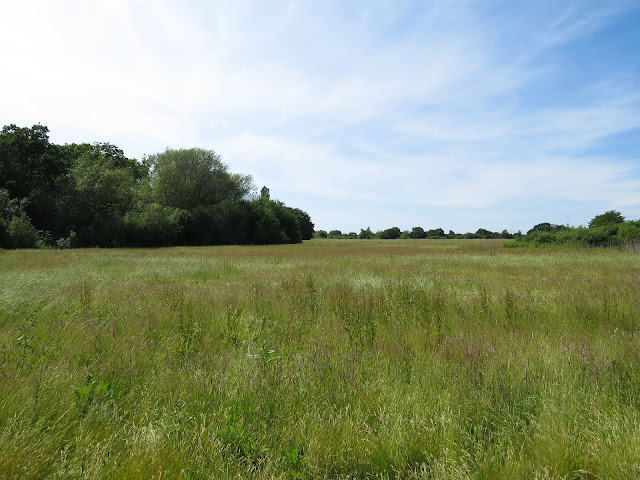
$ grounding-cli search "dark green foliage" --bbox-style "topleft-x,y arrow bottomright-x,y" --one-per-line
124,203 -> 183,247
64,147 -> 138,247
248,198 -> 301,245
425,227 -> 446,238
0,188 -> 38,248
0,125 -> 60,199
379,227 -> 401,239
409,226 -> 426,239
358,227 -> 375,239
288,208 -> 314,240
143,149 -> 304,246
510,211 -> 640,248
527,222 -> 566,234
248,199 -> 289,245
588,210 -> 625,229
0,219 -> 7,248
61,142 -> 147,181
180,201 -> 251,246
475,228 -> 500,239
6,214 -> 39,248
276,204 -> 303,244
322,226 -> 506,240
0,125 -> 313,249
0,125 -> 67,235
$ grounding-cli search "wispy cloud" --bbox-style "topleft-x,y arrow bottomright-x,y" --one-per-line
1,0 -> 638,231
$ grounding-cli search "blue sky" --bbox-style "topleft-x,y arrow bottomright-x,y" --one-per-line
1,1 -> 639,233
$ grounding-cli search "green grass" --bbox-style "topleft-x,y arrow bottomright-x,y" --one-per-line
1,240 -> 639,479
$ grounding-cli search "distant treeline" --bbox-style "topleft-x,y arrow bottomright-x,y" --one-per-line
315,227 -> 515,240
0,124 -> 314,249
318,210 -> 640,248
316,226 -> 516,240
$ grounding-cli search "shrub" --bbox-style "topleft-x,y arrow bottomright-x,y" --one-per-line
7,214 -> 39,248
589,210 -> 625,228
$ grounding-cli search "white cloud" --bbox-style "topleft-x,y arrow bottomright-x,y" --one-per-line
1,0 -> 639,232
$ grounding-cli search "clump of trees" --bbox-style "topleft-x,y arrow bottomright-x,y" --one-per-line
508,211 -> 640,248
0,124 -> 314,249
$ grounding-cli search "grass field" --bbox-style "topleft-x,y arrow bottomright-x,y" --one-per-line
1,239 -> 639,479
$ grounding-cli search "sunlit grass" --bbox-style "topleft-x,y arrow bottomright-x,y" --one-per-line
0,240 -> 639,478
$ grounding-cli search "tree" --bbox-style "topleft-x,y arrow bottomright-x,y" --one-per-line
475,228 -> 498,239
409,226 -> 426,239
0,188 -> 40,248
64,149 -> 138,246
527,223 -> 565,235
145,148 -> 254,245
6,214 -> 39,248
0,124 -> 58,198
379,227 -> 401,239
62,142 -> 147,181
588,210 -> 625,229
248,197 -> 301,244
288,207 -> 315,240
0,124 -> 67,235
359,227 -> 375,239
275,203 -> 302,244
425,228 -> 445,238
0,124 -> 314,248
147,148 -> 253,211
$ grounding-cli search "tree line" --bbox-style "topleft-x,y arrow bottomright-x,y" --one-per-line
0,124 -> 314,249
316,226 -> 516,240
317,210 -> 640,248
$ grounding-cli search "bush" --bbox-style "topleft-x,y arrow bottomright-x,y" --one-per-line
617,222 -> 640,243
7,214 -> 39,248
56,231 -> 77,249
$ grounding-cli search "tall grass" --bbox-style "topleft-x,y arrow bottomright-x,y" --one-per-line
0,240 -> 639,478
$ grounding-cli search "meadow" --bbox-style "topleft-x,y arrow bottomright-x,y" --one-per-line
0,239 -> 639,479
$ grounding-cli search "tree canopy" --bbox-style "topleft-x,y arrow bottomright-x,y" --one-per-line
588,210 -> 625,229
0,125 -> 314,249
